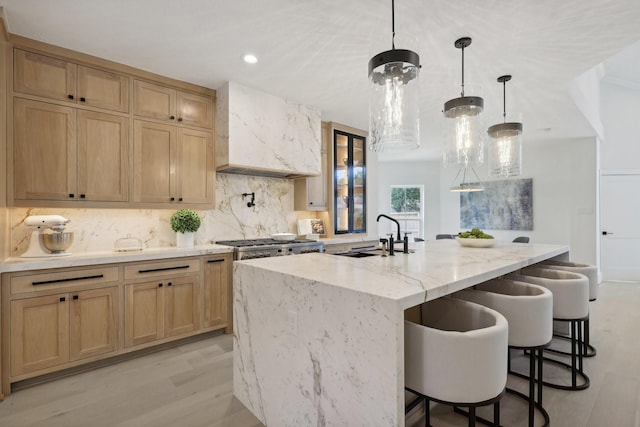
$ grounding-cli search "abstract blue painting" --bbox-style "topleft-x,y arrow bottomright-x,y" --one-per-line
460,178 -> 533,230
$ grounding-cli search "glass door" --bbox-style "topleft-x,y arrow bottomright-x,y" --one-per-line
334,130 -> 366,234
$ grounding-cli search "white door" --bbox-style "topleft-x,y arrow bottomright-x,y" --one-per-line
600,173 -> 640,280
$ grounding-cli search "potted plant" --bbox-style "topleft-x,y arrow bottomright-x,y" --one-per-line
170,209 -> 201,248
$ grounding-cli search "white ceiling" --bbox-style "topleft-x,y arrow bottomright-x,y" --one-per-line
3,0 -> 640,161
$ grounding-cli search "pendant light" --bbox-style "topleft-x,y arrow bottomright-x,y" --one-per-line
487,75 -> 523,177
442,37 -> 484,168
368,0 -> 420,152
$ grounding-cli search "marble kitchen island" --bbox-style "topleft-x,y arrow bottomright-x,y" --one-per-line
233,240 -> 569,426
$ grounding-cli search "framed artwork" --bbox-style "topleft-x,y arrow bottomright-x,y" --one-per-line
460,178 -> 533,230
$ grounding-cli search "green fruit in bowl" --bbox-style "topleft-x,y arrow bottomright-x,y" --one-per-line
458,228 -> 494,239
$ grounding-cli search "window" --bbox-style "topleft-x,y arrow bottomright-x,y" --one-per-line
389,185 -> 424,238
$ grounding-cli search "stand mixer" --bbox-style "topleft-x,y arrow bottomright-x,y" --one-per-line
21,215 -> 73,258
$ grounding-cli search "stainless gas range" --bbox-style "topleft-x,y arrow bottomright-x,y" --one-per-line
215,238 -> 324,260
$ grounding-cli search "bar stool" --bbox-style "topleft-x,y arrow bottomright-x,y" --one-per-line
405,297 -> 508,426
539,260 -> 598,357
507,267 -> 590,391
455,279 -> 553,427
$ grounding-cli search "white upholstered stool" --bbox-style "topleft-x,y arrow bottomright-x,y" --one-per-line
455,278 -> 553,427
539,260 -> 598,357
405,297 -> 508,426
508,267 -> 590,390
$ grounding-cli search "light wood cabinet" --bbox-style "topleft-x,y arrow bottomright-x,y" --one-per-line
203,256 -> 231,330
10,286 -> 119,376
14,49 -> 129,112
125,276 -> 200,347
13,98 -> 129,202
10,294 -> 70,376
69,287 -> 119,362
133,80 -> 213,128
133,120 -> 213,205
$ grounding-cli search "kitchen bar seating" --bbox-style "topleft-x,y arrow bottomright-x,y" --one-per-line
455,279 -> 553,427
508,267 -> 591,391
405,297 -> 508,426
540,260 -> 598,357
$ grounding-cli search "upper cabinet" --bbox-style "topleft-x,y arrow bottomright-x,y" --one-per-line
294,122 -> 329,210
133,80 -> 213,129
9,43 -> 215,208
215,81 -> 321,178
14,49 -> 129,113
333,128 -> 367,235
13,98 -> 129,202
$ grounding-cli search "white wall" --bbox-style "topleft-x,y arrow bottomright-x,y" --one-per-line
376,161 -> 441,240
438,137 -> 597,264
600,81 -> 640,170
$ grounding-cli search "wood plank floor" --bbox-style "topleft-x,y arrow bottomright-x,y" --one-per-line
0,281 -> 638,426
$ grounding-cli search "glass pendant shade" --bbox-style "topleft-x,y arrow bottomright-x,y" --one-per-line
488,115 -> 523,177
442,96 -> 484,168
487,75 -> 523,178
368,51 -> 420,152
442,37 -> 484,169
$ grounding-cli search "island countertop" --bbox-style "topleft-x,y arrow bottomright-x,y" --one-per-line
233,240 -> 569,427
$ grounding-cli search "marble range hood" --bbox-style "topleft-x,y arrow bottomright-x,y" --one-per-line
215,81 -> 322,179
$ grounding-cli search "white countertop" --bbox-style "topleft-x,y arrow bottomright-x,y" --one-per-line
238,240 -> 569,309
0,244 -> 234,273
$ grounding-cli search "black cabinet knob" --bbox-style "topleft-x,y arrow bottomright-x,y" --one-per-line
80,97 -> 86,102
69,193 -> 74,198
170,197 -> 175,201
80,194 -> 86,199
68,94 -> 74,100
170,115 -> 175,120
178,197 -> 183,202
177,117 -> 183,122
158,283 -> 163,287
167,282 -> 172,287
73,295 -> 79,300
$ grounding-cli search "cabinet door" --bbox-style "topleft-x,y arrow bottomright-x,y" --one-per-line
14,49 -> 76,102
11,294 -> 70,376
133,80 -> 176,122
177,91 -> 213,128
125,281 -> 165,347
14,98 -> 77,201
77,65 -> 129,112
177,128 -> 214,204
69,287 -> 119,361
165,277 -> 200,338
77,110 -> 129,201
133,120 -> 177,203
203,257 -> 229,329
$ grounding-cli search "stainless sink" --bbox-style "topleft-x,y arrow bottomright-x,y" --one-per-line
338,251 -> 379,258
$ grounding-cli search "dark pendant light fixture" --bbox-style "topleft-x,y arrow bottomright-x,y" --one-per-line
487,75 -> 523,177
368,0 -> 420,152
443,37 -> 484,192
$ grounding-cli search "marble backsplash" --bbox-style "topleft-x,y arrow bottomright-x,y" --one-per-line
9,173 -> 316,256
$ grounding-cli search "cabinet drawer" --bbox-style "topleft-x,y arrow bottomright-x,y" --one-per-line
10,267 -> 120,295
124,258 -> 200,280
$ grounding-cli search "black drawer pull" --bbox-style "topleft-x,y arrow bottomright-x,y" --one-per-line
60,297 -> 66,302
138,265 -> 190,274
73,295 -> 79,300
158,283 -> 163,288
68,94 -> 74,100
32,274 -> 104,286
80,194 -> 86,199
80,97 -> 86,102
207,259 -> 224,263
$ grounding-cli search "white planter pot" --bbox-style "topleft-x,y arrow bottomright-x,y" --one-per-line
176,231 -> 195,248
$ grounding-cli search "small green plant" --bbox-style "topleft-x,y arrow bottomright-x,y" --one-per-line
170,209 -> 201,233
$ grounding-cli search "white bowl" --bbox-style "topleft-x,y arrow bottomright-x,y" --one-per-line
455,237 -> 496,248
272,233 -> 296,241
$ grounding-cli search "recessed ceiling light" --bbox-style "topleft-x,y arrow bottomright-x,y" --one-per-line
243,54 -> 258,64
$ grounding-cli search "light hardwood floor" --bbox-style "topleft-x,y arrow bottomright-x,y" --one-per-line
0,281 -> 638,426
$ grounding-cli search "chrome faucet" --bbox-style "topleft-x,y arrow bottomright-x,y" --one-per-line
376,214 -> 401,244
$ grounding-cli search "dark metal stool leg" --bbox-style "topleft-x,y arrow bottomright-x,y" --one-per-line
425,397 -> 430,427
469,406 -> 476,427
494,401 -> 500,427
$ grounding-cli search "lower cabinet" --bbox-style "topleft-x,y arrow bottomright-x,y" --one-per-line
1,254 -> 231,398
125,276 -> 200,348
10,286 -> 119,376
